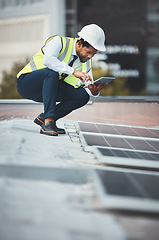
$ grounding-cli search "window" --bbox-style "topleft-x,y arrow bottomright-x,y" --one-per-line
0,0 -> 43,8
65,0 -> 77,37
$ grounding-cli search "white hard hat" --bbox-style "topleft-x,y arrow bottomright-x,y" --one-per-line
78,24 -> 106,52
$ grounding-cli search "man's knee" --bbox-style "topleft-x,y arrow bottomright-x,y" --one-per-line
75,89 -> 90,107
82,91 -> 90,104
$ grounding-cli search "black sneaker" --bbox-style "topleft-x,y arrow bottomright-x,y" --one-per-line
34,113 -> 66,134
40,121 -> 58,136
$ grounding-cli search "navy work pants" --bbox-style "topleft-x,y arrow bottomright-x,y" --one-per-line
17,68 -> 89,121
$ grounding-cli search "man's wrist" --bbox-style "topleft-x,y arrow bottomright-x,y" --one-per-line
73,69 -> 77,75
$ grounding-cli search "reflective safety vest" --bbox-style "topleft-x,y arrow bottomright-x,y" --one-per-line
17,35 -> 92,88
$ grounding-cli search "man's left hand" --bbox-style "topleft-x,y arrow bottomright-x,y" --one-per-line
87,82 -> 108,96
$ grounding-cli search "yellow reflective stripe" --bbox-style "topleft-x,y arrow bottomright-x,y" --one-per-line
30,50 -> 46,70
58,36 -> 66,57
82,60 -> 91,73
61,37 -> 74,64
82,62 -> 86,72
59,37 -> 75,77
58,37 -> 69,61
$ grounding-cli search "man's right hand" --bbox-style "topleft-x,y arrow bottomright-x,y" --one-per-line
73,70 -> 93,83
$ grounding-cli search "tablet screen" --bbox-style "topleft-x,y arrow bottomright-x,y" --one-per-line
94,77 -> 115,86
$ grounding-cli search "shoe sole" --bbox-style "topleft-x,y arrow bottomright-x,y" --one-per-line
57,129 -> 66,134
40,128 -> 58,136
34,117 -> 66,134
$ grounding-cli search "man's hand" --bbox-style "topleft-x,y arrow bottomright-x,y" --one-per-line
73,70 -> 108,95
87,82 -> 108,96
73,70 -> 93,83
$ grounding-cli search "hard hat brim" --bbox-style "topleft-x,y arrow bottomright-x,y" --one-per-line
78,32 -> 106,52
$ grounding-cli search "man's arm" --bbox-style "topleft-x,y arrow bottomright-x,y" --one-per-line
43,36 -> 74,75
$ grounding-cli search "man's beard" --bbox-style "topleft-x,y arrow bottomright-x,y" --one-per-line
79,55 -> 88,63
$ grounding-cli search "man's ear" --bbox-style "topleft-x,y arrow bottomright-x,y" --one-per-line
77,40 -> 82,48
76,40 -> 82,53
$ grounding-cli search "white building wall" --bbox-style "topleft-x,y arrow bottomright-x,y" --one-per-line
0,0 -> 66,83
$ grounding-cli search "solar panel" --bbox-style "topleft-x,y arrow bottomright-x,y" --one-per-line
94,168 -> 159,212
93,147 -> 159,169
78,121 -> 159,212
81,133 -> 159,152
78,122 -> 159,139
97,147 -> 159,161
78,121 -> 159,169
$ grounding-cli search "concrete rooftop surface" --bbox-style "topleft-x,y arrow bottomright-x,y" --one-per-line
0,97 -> 159,240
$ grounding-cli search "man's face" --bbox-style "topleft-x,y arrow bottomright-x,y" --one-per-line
76,41 -> 97,63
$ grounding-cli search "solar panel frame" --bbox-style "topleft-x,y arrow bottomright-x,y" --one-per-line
93,167 -> 159,213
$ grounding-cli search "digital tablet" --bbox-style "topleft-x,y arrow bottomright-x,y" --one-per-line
94,77 -> 115,86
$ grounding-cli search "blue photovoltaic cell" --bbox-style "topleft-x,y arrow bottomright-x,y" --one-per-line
97,125 -> 121,135
79,122 -> 99,133
78,122 -> 159,139
99,170 -> 143,197
95,169 -> 159,199
103,136 -> 132,149
125,138 -> 158,152
83,133 -> 159,152
98,147 -> 159,161
108,126 -> 139,137
146,140 -> 159,151
148,129 -> 159,138
131,127 -> 159,138
83,134 -> 108,147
